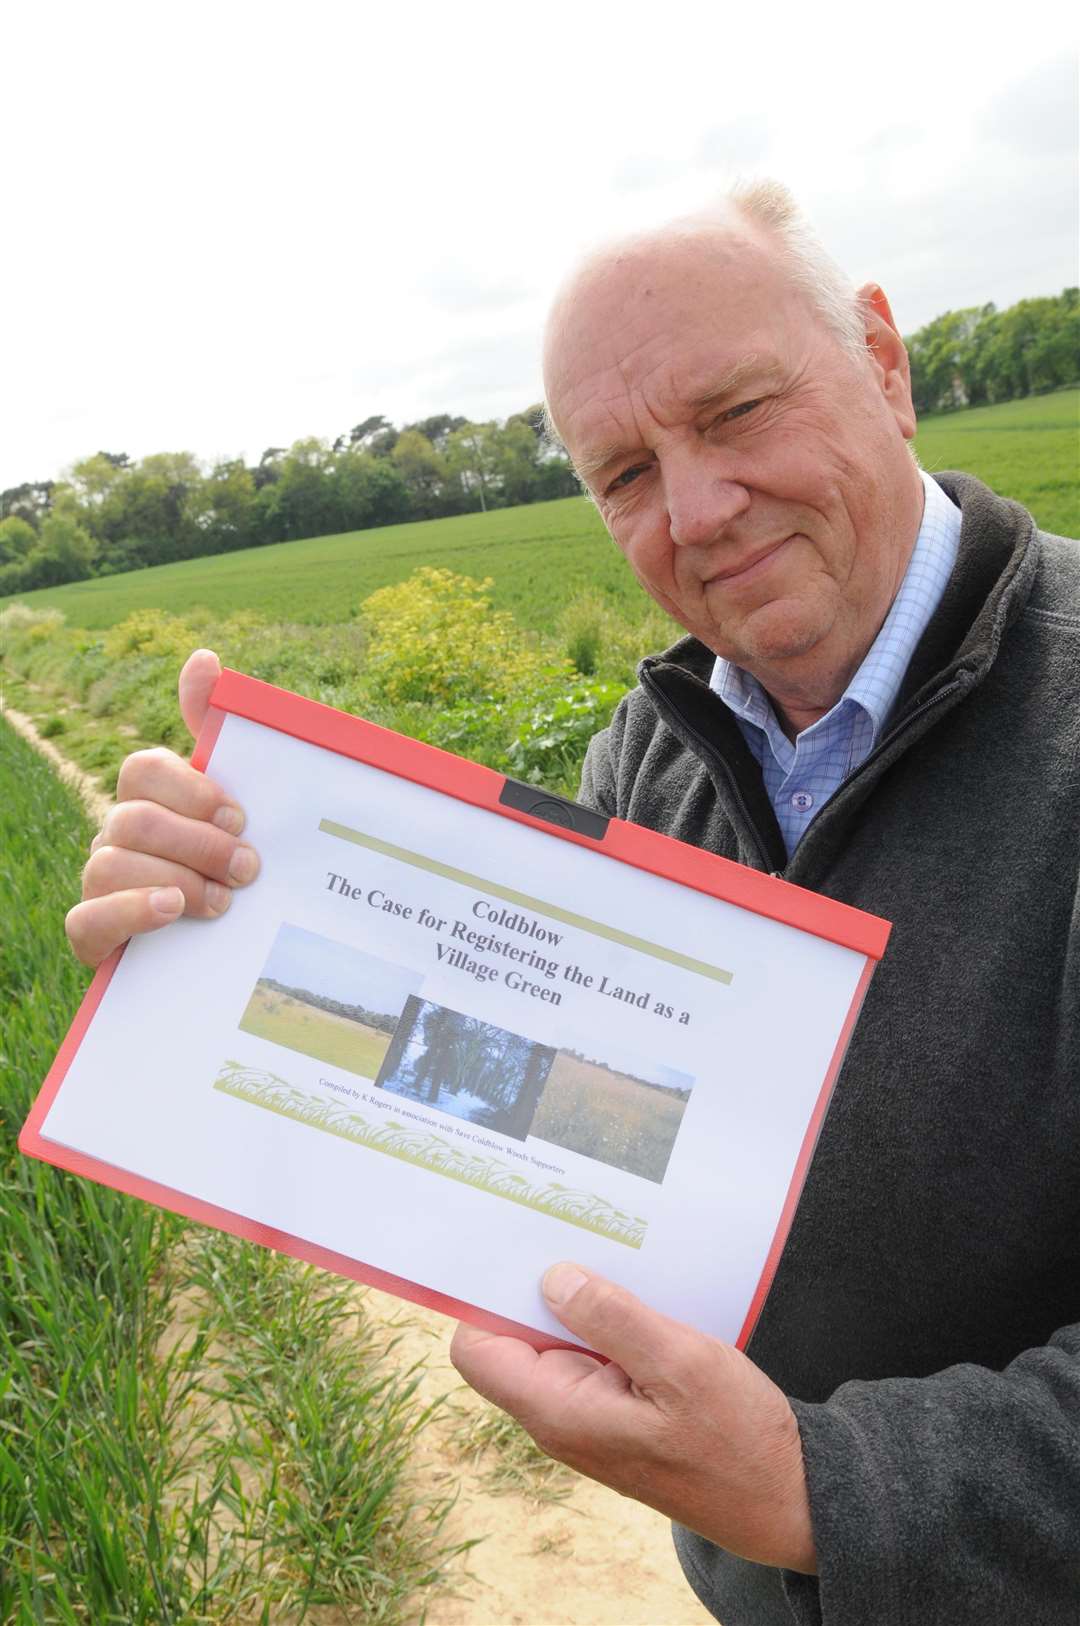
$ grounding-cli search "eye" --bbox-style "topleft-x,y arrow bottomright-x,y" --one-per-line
721,398 -> 762,422
606,461 -> 652,495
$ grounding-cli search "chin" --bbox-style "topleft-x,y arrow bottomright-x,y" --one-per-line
722,604 -> 832,669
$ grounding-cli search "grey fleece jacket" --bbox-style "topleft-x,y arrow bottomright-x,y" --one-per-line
577,475 -> 1080,1626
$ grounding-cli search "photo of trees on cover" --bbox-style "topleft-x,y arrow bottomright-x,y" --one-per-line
375,996 -> 557,1141
376,997 -> 694,1184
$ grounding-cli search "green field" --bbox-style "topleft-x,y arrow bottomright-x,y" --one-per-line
2,389 -> 1075,810
3,495 -> 619,633
240,982 -> 393,1078
914,389 -> 1078,538
0,720 -> 460,1620
531,1051 -> 689,1185
5,390 -> 1077,633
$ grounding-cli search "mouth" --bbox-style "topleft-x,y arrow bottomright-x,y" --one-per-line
705,535 -> 798,587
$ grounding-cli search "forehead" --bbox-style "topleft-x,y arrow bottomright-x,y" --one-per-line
544,227 -> 805,450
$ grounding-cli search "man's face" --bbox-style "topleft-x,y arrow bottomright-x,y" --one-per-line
544,226 -> 920,701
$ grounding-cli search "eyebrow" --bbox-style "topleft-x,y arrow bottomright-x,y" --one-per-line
574,354 -> 779,486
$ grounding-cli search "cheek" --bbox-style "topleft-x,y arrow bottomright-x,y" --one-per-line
610,513 -> 676,593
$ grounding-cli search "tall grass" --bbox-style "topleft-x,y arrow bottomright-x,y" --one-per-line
0,719 -> 462,1621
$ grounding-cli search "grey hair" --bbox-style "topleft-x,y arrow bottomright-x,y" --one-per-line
542,179 -> 873,473
726,178 -> 868,360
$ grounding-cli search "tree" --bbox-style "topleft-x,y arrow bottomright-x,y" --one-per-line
490,417 -> 543,507
253,438 -> 339,543
0,480 -> 53,528
0,515 -> 36,565
445,421 -> 500,512
406,414 -> 467,452
97,455 -> 197,567
69,451 -> 132,511
26,508 -> 97,586
391,428 -> 445,517
187,459 -> 257,554
333,449 -> 412,531
253,448 -> 286,490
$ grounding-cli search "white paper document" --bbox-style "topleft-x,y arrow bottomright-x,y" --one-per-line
30,683 -> 888,1350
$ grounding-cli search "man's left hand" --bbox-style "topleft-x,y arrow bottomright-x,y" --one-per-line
450,1262 -> 817,1575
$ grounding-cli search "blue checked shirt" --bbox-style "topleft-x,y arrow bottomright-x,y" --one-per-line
709,471 -> 962,857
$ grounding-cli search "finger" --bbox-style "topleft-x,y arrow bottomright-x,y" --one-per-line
541,1264 -> 696,1385
115,746 -> 245,833
179,649 -> 222,743
67,887 -> 186,968
451,1324 -> 603,1413
82,845 -> 235,918
98,801 -> 260,888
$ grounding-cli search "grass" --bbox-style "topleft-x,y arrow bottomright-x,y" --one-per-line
0,717 -> 465,1622
531,1053 -> 689,1184
239,984 -> 393,1080
445,1403 -> 574,1506
1,496 -> 621,634
914,389 -> 1079,539
4,389 -> 1076,634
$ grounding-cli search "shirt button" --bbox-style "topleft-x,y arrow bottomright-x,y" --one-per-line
790,790 -> 814,812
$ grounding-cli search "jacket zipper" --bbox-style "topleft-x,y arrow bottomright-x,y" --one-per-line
641,664 -> 968,875
639,664 -> 777,871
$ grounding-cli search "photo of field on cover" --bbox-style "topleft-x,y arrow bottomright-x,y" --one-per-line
530,1045 -> 694,1184
238,923 -> 423,1080
375,996 -> 557,1141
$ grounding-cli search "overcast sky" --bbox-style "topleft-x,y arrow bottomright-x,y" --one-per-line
3,1 -> 1077,492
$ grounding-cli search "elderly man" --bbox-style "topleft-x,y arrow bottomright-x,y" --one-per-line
70,184 -> 1079,1623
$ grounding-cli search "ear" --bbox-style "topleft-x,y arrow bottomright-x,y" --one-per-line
858,282 -> 917,441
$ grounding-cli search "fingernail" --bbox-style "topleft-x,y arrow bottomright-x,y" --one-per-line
228,844 -> 260,885
542,1263 -> 589,1307
150,887 -> 185,917
205,881 -> 232,915
213,803 -> 245,836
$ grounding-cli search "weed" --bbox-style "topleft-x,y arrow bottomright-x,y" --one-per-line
445,1402 -> 574,1505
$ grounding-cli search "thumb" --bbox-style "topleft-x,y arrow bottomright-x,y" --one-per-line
179,648 -> 222,742
541,1262 -> 687,1381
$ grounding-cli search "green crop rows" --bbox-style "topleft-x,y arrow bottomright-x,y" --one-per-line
0,720 -> 464,1622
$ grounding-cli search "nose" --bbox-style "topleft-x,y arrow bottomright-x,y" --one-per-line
665,450 -> 751,547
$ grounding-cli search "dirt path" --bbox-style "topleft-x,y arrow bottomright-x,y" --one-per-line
1,703 -> 112,825
4,706 -> 715,1626
366,1290 -> 714,1626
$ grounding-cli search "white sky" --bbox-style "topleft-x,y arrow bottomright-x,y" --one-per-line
3,1 -> 1077,492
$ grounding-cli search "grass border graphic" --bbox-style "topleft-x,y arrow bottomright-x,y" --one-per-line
215,1061 -> 648,1248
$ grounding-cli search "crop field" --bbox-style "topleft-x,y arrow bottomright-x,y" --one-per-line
914,389 -> 1079,538
0,719 -> 462,1621
4,495 -> 621,633
239,982 -> 393,1078
531,1052 -> 689,1184
5,390 -> 1077,634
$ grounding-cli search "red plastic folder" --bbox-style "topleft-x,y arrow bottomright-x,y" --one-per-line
21,669 -> 890,1354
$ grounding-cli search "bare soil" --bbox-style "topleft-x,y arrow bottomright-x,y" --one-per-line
367,1290 -> 716,1626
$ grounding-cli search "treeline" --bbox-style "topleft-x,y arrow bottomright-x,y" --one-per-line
262,977 -> 398,1034
562,1048 -> 692,1101
905,289 -> 1078,415
0,407 -> 577,598
2,288 -> 1077,601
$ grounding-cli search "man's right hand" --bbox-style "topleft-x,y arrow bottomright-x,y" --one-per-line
66,649 -> 261,967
